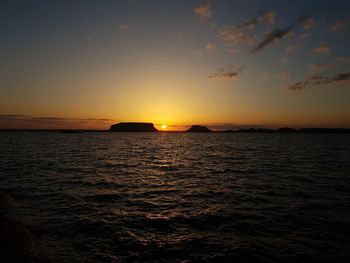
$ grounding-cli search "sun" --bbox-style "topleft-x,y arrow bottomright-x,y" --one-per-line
161,124 -> 167,130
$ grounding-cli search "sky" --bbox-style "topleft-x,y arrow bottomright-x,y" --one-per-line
0,0 -> 349,130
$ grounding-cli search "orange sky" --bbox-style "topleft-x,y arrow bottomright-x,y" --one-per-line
1,1 -> 349,130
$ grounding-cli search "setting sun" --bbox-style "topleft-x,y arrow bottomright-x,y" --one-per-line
0,1 -> 349,262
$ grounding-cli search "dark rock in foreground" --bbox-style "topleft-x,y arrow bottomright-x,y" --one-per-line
0,193 -> 39,263
186,125 -> 212,133
109,122 -> 158,132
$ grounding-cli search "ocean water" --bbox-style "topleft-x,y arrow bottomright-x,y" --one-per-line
0,132 -> 350,262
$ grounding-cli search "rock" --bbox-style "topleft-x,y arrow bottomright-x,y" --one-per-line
186,125 -> 212,133
236,128 -> 274,133
0,193 -> 39,263
276,127 -> 297,133
299,128 -> 350,133
109,122 -> 158,132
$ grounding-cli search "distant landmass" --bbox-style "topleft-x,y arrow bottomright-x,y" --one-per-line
109,122 -> 158,132
0,125 -> 349,133
186,125 -> 212,133
222,128 -> 350,133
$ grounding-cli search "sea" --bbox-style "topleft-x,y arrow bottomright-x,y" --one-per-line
0,132 -> 349,262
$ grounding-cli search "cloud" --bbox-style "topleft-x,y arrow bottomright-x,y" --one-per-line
0,115 -> 28,120
217,26 -> 253,48
330,16 -> 350,31
0,115 -> 112,122
193,2 -> 212,19
0,115 -> 114,129
309,63 -> 334,71
278,71 -> 290,79
237,10 -> 276,30
118,24 -> 131,32
333,72 -> 350,82
285,45 -> 296,53
238,17 -> 260,30
285,32 -> 310,54
251,26 -> 293,52
208,65 -> 244,80
251,15 -> 310,53
216,10 -> 277,52
298,32 -> 310,40
205,42 -> 216,53
338,57 -> 350,63
193,2 -> 215,28
264,11 -> 276,24
287,71 -> 350,90
288,82 -> 304,91
312,44 -> 330,54
302,18 -> 317,30
193,43 -> 216,57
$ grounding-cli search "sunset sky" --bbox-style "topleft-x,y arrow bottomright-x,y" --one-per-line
1,0 -> 349,130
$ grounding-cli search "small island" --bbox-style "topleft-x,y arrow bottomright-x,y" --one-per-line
186,125 -> 212,133
109,122 -> 158,132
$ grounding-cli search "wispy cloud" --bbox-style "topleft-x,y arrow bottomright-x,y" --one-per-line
287,72 -> 350,91
193,2 -> 212,19
338,57 -> 350,63
192,42 -> 216,57
217,27 -> 253,49
0,115 -> 28,120
278,71 -> 290,80
309,63 -> 334,71
302,18 -> 317,30
284,30 -> 310,54
205,42 -> 216,53
285,45 -> 296,53
251,15 -> 309,53
208,65 -> 244,80
0,115 -> 112,122
238,17 -> 260,30
217,11 -> 277,52
193,2 -> 215,28
237,10 -> 276,30
330,16 -> 350,31
264,11 -> 276,24
298,32 -> 310,40
312,44 -> 330,54
287,82 -> 304,91
251,26 -> 293,53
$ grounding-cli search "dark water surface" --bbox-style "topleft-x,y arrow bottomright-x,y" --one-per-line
1,132 -> 350,262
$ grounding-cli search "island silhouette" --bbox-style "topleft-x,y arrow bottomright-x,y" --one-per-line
109,122 -> 158,132
106,123 -> 349,133
186,125 -> 212,133
0,122 -> 349,133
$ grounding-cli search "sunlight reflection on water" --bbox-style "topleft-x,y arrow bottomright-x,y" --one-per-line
0,132 -> 350,262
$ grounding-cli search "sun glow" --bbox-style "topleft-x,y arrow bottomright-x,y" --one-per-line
161,124 -> 167,130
